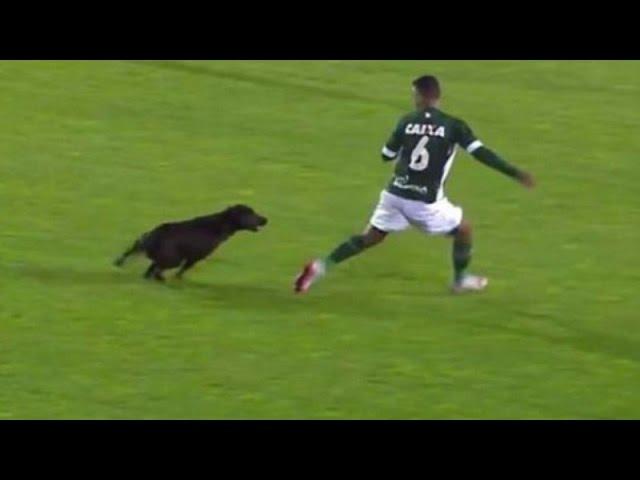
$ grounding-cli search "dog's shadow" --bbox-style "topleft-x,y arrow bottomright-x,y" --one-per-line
9,263 -> 346,315
9,257 -> 239,288
10,263 -> 142,287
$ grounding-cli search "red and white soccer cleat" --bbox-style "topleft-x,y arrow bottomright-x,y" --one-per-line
294,259 -> 326,294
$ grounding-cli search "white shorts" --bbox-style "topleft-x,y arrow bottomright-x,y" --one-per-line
369,190 -> 463,235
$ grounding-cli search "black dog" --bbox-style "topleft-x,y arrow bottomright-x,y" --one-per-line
114,204 -> 268,281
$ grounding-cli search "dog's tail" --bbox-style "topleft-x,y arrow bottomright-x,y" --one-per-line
113,232 -> 151,267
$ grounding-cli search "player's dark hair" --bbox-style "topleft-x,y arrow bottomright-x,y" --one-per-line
412,75 -> 441,98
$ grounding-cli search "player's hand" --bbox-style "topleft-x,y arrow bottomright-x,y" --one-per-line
517,171 -> 536,189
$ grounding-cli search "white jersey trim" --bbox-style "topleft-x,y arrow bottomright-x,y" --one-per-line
436,147 -> 458,202
466,140 -> 483,154
382,145 -> 398,158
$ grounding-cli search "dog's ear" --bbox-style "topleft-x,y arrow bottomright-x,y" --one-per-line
224,205 -> 245,221
227,204 -> 253,214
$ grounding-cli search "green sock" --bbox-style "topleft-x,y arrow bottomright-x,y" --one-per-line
325,235 -> 367,269
452,240 -> 472,283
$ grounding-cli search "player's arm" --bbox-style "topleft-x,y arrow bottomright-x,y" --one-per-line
457,121 -> 535,188
381,118 -> 404,162
471,144 -> 535,187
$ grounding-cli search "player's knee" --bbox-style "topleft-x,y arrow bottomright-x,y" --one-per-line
363,235 -> 383,248
361,227 -> 387,248
456,220 -> 473,241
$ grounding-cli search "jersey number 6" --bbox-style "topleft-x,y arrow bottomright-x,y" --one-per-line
409,136 -> 430,171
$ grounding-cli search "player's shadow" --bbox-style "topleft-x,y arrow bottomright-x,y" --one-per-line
169,279 -> 376,316
457,314 -> 640,366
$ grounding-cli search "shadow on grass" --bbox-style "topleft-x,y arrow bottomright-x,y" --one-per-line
17,258 -> 640,363
14,263 -> 638,364
126,60 -> 402,109
458,315 -> 640,366
9,262 -> 386,316
8,256 -> 238,287
168,279 -> 395,317
9,263 -> 143,286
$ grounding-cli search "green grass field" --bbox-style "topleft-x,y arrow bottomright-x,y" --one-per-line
1,60 -> 639,418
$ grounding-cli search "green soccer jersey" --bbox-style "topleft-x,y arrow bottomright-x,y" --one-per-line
382,106 -> 483,203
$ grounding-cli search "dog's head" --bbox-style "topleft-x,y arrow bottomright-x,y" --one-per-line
224,204 -> 268,232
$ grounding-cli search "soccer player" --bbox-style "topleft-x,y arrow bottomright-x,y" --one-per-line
294,75 -> 535,294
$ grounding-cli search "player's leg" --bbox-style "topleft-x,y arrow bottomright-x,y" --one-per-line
326,225 -> 388,268
294,191 -> 407,294
403,197 -> 487,292
448,219 -> 486,292
450,219 -> 472,283
294,226 -> 388,294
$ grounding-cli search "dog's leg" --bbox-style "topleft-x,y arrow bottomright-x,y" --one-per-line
175,259 -> 198,279
144,263 -> 166,282
153,269 -> 166,282
144,263 -> 158,280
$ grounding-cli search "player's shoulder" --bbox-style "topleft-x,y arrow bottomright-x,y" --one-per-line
396,110 -> 420,124
433,108 -> 468,128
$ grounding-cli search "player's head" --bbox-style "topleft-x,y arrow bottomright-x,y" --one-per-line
412,75 -> 441,109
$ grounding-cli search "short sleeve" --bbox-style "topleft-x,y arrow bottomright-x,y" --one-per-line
381,118 -> 405,159
455,119 -> 484,154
